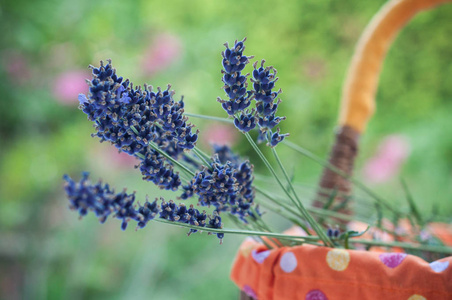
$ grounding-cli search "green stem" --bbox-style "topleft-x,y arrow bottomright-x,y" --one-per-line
185,112 -> 234,123
249,222 -> 278,249
283,140 -> 398,213
243,132 -> 332,246
257,186 -> 374,224
154,218 -> 452,254
307,206 -> 366,223
255,186 -> 311,234
227,215 -> 270,248
153,218 -> 320,242
194,146 -> 213,161
271,147 -> 333,247
129,125 -> 140,136
192,147 -> 212,168
148,142 -> 195,177
401,178 -> 423,226
182,152 -> 204,167
184,113 -> 395,213
130,124 -> 195,180
135,152 -> 145,160
351,239 -> 452,255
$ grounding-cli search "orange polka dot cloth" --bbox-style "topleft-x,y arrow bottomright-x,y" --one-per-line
230,232 -> 452,300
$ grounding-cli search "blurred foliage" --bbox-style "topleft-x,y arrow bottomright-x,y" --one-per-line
0,0 -> 451,299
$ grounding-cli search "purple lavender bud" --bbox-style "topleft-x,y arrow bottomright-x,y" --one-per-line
78,94 -> 88,105
256,100 -> 280,117
327,228 -> 334,238
268,128 -> 289,147
63,173 -> 141,230
209,211 -> 224,240
233,110 -> 257,133
182,148 -> 256,225
137,199 -> 160,228
258,114 -> 286,129
219,38 -> 254,116
212,145 -> 241,165
327,227 -> 341,239
77,60 -> 204,191
248,60 -> 288,146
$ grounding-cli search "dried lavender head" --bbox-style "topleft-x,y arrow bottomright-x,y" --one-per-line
63,172 -> 140,230
234,109 -> 257,133
78,60 -> 201,190
218,38 -> 255,129
251,60 -> 288,147
63,173 -> 220,238
217,40 -> 289,147
181,146 -> 256,224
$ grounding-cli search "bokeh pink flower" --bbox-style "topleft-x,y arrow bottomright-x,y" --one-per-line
141,33 -> 183,77
52,70 -> 90,105
2,51 -> 31,85
363,135 -> 411,184
91,146 -> 138,170
201,123 -> 238,148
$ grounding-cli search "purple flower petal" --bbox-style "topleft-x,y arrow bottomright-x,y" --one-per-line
78,93 -> 88,104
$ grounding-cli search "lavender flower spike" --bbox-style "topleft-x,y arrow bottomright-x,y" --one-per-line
63,172 -> 140,231
180,146 -> 257,225
251,59 -> 288,147
78,60 -> 202,190
234,109 -> 257,133
63,173 -> 222,239
218,38 -> 254,116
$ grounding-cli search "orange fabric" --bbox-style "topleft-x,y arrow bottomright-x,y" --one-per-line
339,0 -> 451,133
231,237 -> 452,300
429,223 -> 452,247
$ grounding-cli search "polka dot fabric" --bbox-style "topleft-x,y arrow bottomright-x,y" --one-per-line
231,230 -> 452,299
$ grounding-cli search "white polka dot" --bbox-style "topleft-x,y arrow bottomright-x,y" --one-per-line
280,252 -> 297,273
430,260 -> 449,273
251,249 -> 271,264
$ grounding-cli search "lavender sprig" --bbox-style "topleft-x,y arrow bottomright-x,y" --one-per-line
251,59 -> 288,147
181,146 -> 258,224
78,60 -> 199,190
63,173 -> 224,240
217,38 -> 257,133
217,39 -> 288,146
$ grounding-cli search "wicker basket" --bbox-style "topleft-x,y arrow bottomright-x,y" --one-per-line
231,0 -> 452,299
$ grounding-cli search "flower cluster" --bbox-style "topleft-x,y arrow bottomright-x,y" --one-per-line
213,144 -> 240,166
181,145 -> 257,223
63,173 -> 224,240
218,39 -> 288,146
78,60 -> 199,190
251,60 -> 289,147
218,38 -> 254,115
327,227 -> 340,239
64,172 -> 140,230
218,38 -> 257,133
64,43 -> 266,243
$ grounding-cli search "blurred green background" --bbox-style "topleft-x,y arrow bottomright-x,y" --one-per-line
1,0 -> 451,299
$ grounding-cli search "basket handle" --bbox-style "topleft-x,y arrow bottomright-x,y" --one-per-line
314,0 -> 451,214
